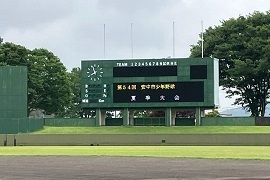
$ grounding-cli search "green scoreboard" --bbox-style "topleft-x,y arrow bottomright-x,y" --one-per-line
81,57 -> 219,109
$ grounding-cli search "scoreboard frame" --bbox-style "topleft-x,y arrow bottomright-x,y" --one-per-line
81,57 -> 219,109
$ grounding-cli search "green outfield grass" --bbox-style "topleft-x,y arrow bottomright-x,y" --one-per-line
0,146 -> 270,160
32,126 -> 270,134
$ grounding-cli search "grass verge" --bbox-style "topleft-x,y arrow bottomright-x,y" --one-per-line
0,146 -> 270,160
32,126 -> 270,134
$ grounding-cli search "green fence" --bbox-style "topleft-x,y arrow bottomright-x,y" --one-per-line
0,118 -> 44,134
255,117 -> 270,126
105,118 -> 123,126
44,118 -> 165,127
45,118 -> 96,127
134,118 -> 165,126
175,118 -> 195,126
43,117 -> 255,127
201,117 -> 255,126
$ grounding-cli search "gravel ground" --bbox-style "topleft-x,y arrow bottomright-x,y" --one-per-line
0,156 -> 270,180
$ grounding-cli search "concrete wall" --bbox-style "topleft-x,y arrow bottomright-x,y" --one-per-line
0,135 -> 6,146
2,134 -> 270,146
201,117 -> 255,126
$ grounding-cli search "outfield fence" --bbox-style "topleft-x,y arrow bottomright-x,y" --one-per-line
0,118 -> 43,134
201,117 -> 255,126
44,117 -> 257,127
45,118 -> 96,127
2,117 -> 270,134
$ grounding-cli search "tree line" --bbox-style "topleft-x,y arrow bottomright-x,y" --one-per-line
0,41 -> 80,117
1,11 -> 269,117
190,11 -> 270,116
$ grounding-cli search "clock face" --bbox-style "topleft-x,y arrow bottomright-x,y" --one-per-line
87,64 -> 103,81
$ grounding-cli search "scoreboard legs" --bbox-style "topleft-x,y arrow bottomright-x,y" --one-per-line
94,108 -> 201,126
129,110 -> 134,126
123,108 -> 129,126
195,107 -> 201,126
96,109 -> 106,126
165,108 -> 172,126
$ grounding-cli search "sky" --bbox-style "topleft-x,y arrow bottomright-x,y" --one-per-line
1,0 -> 269,111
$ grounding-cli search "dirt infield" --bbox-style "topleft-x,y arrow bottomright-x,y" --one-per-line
0,156 -> 270,179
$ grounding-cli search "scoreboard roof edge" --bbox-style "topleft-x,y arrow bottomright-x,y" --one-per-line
81,57 -> 215,62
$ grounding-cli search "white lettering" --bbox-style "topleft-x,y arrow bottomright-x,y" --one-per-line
116,62 -> 128,67
115,61 -> 178,67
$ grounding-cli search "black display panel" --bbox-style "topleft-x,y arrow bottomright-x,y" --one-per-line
113,66 -> 177,77
113,81 -> 204,103
190,65 -> 207,79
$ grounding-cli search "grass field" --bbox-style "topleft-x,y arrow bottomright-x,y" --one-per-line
32,126 -> 270,134
20,127 -> 270,160
0,146 -> 270,160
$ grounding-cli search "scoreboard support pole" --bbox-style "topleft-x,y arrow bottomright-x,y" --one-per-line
123,108 -> 129,126
101,110 -> 106,126
129,110 -> 134,126
96,109 -> 101,126
165,108 -> 172,126
195,107 -> 201,126
171,109 -> 176,126
96,109 -> 106,126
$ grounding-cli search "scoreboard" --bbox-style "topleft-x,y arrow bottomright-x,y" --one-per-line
81,57 -> 219,109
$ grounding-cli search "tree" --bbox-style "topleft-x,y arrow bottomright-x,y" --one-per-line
206,109 -> 220,117
0,42 -> 72,116
60,67 -> 81,117
190,11 -> 270,116
0,42 -> 29,66
29,48 -> 72,115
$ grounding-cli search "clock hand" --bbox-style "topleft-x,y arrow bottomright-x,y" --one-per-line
92,66 -> 97,73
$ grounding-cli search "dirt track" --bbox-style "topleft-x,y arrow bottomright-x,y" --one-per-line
0,156 -> 270,179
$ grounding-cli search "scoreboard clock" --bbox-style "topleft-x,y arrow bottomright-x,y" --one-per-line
87,64 -> 104,81
81,57 -> 219,109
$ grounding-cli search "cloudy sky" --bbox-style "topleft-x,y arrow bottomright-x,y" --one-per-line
1,0 -> 269,110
